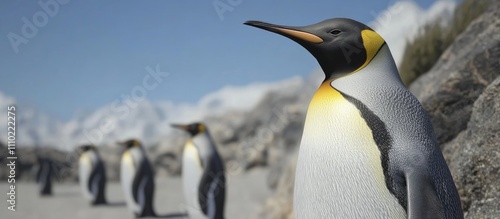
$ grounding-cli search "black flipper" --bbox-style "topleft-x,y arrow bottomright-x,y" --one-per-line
198,156 -> 225,219
89,161 -> 107,205
132,158 -> 156,217
407,171 -> 445,219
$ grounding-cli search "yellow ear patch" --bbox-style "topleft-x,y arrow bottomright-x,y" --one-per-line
354,30 -> 385,72
275,27 -> 324,44
132,140 -> 140,147
198,124 -> 206,133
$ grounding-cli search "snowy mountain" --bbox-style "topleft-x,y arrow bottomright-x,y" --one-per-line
0,77 -> 305,150
0,92 -> 65,147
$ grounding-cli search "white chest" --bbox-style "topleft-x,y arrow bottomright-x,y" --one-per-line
294,83 -> 406,218
79,152 -> 94,200
182,141 -> 205,218
120,149 -> 140,213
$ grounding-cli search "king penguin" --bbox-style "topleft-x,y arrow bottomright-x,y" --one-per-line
36,156 -> 53,196
245,18 -> 463,218
171,123 -> 225,219
118,139 -> 156,218
78,145 -> 107,205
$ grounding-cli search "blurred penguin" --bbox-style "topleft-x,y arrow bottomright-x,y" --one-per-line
118,139 -> 156,218
78,145 -> 107,205
36,156 -> 53,196
172,123 -> 225,219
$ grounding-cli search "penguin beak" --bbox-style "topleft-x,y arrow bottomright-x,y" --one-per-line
244,20 -> 323,44
116,141 -> 127,146
171,124 -> 190,131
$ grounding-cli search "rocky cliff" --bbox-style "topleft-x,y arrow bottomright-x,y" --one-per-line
410,1 -> 500,217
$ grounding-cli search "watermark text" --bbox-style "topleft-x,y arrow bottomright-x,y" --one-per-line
6,106 -> 17,212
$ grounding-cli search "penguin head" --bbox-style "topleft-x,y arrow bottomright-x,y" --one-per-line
79,145 -> 96,152
171,122 -> 206,137
244,18 -> 386,80
117,139 -> 141,149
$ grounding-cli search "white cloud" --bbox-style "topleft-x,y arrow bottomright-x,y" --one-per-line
71,76 -> 304,148
0,91 -> 65,147
370,0 -> 456,66
0,77 -> 305,150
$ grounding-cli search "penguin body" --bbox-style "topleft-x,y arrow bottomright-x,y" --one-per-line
245,18 -> 463,219
78,145 -> 107,205
294,45 -> 412,218
119,139 -> 156,217
173,123 -> 225,219
182,140 -> 204,218
36,157 -> 53,196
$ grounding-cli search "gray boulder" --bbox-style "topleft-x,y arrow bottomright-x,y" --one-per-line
443,76 -> 500,218
409,1 -> 500,144
258,155 -> 296,219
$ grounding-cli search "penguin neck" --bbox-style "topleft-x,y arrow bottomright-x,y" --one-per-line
84,150 -> 98,163
191,131 -> 217,160
90,150 -> 101,159
307,45 -> 402,118
126,146 -> 145,161
332,45 -> 403,89
323,44 -> 401,86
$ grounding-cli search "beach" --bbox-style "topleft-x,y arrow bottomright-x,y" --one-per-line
1,168 -> 271,219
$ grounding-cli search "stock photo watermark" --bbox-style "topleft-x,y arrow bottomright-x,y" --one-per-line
370,0 -> 406,28
336,0 -> 406,65
6,106 -> 17,212
213,0 -> 243,21
241,104 -> 300,166
49,64 -> 170,180
7,0 -> 71,54
82,64 -> 169,146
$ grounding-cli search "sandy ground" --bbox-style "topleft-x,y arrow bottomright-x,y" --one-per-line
0,168 -> 271,219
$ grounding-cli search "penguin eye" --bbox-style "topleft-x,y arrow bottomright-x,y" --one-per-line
329,29 -> 342,36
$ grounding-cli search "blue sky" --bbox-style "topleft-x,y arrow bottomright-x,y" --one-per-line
0,0 -> 437,120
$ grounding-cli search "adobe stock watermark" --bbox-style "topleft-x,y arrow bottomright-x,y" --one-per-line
7,0 -> 70,54
83,64 -> 169,146
338,0 -> 406,65
6,106 -> 17,212
241,104 -> 301,167
370,0 -> 406,29
41,64 -> 169,182
213,0 -> 243,21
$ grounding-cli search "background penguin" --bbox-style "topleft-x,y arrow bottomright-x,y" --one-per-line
78,145 -> 107,205
118,139 -> 156,218
245,18 -> 463,218
36,156 -> 53,196
171,123 -> 225,219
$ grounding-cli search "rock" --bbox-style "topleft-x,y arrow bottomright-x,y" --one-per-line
150,132 -> 188,176
409,1 -> 500,145
226,81 -> 312,170
443,76 -> 500,218
0,146 -> 77,182
258,155 -> 296,219
97,145 -> 123,181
